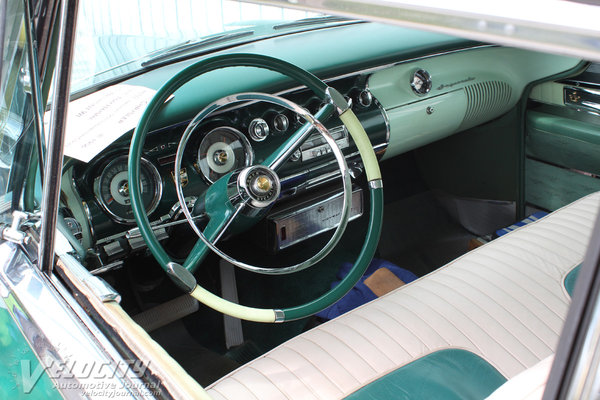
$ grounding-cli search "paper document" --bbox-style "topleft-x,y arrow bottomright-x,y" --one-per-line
50,84 -> 157,163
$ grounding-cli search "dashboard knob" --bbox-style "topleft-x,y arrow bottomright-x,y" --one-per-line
273,113 -> 289,133
290,149 -> 302,162
248,118 -> 269,141
357,90 -> 373,107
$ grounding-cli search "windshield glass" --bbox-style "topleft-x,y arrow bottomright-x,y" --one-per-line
72,0 -> 322,93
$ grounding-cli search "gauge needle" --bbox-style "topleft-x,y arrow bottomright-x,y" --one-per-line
107,197 -> 114,204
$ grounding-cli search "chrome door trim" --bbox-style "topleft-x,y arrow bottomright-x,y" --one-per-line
38,0 -> 78,275
0,241 -> 147,399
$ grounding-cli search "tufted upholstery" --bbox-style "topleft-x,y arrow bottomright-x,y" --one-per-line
207,192 -> 600,399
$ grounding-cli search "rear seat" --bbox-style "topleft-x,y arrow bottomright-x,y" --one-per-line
207,192 -> 600,399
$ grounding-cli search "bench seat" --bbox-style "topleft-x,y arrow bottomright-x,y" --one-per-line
207,192 -> 600,399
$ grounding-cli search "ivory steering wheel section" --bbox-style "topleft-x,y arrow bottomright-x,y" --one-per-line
129,54 -> 383,323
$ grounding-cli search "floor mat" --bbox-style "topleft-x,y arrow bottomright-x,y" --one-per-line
378,191 -> 475,277
150,320 -> 240,386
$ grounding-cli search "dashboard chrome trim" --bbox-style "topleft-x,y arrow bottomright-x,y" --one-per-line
269,187 -> 364,250
82,200 -> 96,243
372,96 -> 390,156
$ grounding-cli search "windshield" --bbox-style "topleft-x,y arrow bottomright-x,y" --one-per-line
72,0 -> 323,93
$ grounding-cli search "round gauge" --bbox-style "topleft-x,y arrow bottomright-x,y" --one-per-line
197,126 -> 253,183
95,156 -> 162,223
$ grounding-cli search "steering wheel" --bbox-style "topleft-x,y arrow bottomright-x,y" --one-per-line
128,54 -> 383,323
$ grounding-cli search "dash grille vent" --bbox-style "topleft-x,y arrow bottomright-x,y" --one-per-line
461,81 -> 512,129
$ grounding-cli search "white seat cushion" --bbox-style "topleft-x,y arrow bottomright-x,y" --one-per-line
207,192 -> 600,400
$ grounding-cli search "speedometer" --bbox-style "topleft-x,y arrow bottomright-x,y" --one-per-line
95,156 -> 162,223
197,126 -> 253,183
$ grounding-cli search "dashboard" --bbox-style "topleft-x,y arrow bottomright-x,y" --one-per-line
65,73 -> 387,265
58,22 -> 583,270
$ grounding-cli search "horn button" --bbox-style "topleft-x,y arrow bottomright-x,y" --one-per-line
238,166 -> 281,208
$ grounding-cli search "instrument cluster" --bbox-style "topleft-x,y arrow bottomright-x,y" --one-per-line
72,74 -> 389,256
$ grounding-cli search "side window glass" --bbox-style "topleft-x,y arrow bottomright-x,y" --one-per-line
0,0 -> 32,208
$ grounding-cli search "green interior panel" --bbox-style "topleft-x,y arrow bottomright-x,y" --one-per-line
526,159 -> 600,211
415,108 -> 521,201
383,90 -> 467,157
370,47 -> 580,109
0,302 -> 61,399
527,111 -> 600,176
345,349 -> 506,400
369,47 -> 581,160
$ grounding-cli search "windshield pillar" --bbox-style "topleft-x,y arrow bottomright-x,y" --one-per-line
38,0 -> 78,275
24,0 -> 46,181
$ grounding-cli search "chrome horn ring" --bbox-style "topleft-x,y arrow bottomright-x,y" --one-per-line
174,92 -> 352,275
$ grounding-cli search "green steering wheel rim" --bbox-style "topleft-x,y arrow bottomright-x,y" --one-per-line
128,53 -> 383,322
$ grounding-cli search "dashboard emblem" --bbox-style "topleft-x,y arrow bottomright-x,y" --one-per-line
410,69 -> 432,95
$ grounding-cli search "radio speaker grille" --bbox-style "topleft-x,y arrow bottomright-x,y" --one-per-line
461,81 -> 512,129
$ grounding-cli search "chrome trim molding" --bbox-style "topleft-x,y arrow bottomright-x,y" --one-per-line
269,187 -> 364,250
82,201 -> 96,242
274,309 -> 285,323
267,45 -> 495,102
564,85 -> 600,115
59,253 -> 121,303
369,179 -> 384,189
372,97 -> 390,155
38,0 -> 79,274
0,243 -> 143,398
166,262 -> 197,293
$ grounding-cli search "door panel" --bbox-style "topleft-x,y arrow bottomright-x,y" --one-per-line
526,63 -> 600,211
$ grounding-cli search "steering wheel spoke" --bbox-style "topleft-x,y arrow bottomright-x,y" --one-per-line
183,202 -> 245,271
